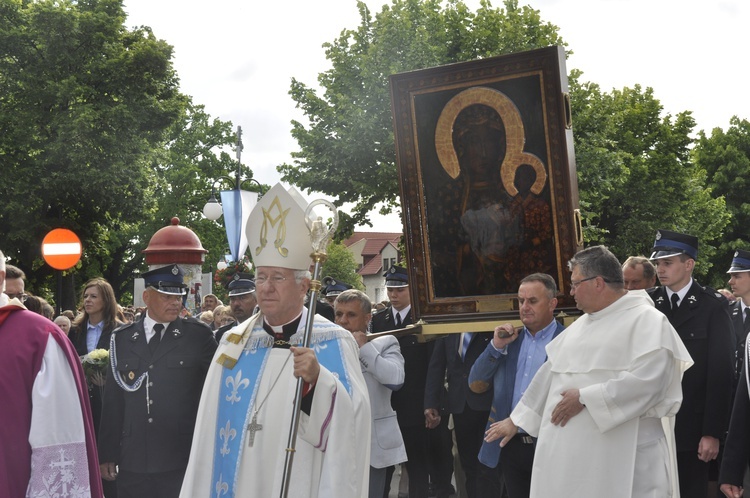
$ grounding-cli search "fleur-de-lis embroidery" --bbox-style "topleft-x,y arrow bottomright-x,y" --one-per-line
312,342 -> 329,354
225,370 -> 250,403
215,474 -> 229,497
219,420 -> 236,456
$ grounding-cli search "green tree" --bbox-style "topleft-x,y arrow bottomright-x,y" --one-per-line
693,117 -> 750,286
112,102 -> 260,302
0,0 -> 185,306
280,0 -> 566,235
569,72 -> 730,280
321,241 -> 365,290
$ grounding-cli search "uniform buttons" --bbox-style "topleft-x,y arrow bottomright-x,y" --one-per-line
149,365 -> 154,369
148,418 -> 153,423
180,360 -> 184,365
149,382 -> 153,387
149,399 -> 153,405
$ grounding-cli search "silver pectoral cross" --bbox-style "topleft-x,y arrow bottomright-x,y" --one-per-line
247,413 -> 262,447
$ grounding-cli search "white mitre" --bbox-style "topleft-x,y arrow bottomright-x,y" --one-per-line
246,183 -> 313,270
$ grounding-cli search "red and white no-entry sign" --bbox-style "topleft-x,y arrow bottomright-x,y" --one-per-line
42,229 -> 82,270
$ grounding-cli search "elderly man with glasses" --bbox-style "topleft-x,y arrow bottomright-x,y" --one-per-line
488,245 -> 692,498
180,183 -> 370,498
98,264 -> 217,498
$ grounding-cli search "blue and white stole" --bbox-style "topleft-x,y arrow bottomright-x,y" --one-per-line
210,317 -> 353,498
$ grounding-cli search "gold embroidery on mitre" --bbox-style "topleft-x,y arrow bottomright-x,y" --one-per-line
256,195 -> 290,258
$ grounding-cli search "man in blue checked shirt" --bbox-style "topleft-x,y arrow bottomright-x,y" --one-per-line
468,273 -> 565,498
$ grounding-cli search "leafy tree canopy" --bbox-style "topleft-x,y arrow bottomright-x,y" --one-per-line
283,0 -> 738,286
280,0 -> 566,236
0,0 -> 251,305
693,116 -> 750,286
569,71 -> 730,281
321,241 -> 365,290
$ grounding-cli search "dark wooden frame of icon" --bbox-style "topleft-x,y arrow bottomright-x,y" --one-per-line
389,45 -> 583,325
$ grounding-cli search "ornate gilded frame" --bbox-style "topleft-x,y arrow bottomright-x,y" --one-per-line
389,46 -> 582,324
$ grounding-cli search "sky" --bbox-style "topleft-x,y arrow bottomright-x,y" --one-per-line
122,0 -> 748,232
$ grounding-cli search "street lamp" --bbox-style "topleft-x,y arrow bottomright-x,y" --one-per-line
202,126 -> 265,263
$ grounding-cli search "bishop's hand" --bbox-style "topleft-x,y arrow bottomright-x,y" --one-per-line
290,346 -> 320,384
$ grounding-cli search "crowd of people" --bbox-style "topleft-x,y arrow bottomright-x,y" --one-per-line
3,188 -> 750,498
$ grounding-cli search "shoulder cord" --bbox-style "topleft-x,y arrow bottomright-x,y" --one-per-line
109,332 -> 152,414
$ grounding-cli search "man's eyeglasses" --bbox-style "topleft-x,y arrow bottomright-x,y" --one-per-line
6,292 -> 28,302
255,275 -> 289,286
570,276 -> 598,289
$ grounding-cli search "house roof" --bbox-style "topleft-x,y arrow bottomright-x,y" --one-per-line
361,239 -> 389,256
343,232 -> 402,277
342,232 -> 401,248
359,254 -> 383,276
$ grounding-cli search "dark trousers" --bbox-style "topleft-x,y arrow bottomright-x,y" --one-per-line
428,414 -> 454,497
677,451 -> 709,498
499,435 -> 536,498
453,407 -> 493,498
117,468 -> 186,498
477,462 -> 506,498
102,478 -> 118,498
402,425 -> 430,498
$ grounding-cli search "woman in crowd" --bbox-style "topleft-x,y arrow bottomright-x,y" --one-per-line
69,277 -> 122,498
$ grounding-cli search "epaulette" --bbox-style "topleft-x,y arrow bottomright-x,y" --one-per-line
372,307 -> 390,317
113,321 -> 136,334
702,285 -> 728,303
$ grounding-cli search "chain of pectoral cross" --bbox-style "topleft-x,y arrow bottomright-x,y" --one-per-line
246,350 -> 293,447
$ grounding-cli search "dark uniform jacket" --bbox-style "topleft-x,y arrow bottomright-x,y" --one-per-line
98,316 -> 217,473
424,332 -> 494,414
720,356 -> 750,486
729,301 -> 750,382
371,306 -> 429,429
649,282 -> 735,451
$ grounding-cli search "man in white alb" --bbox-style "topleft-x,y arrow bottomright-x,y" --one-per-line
180,183 -> 371,498
488,245 -> 692,497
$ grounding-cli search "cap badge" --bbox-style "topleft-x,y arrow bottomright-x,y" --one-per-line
233,274 -> 240,281
655,231 -> 662,240
389,267 -> 396,274
171,265 -> 179,275
735,251 -> 740,257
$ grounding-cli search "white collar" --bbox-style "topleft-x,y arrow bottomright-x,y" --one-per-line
667,278 -> 693,304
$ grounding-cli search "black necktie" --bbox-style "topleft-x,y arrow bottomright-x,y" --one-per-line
395,313 -> 402,328
744,308 -> 749,332
670,294 -> 680,317
150,324 -> 164,355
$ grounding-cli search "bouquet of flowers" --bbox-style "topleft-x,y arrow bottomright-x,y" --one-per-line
81,348 -> 109,393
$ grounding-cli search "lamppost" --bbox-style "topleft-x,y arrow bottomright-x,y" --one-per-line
202,126 -> 264,264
